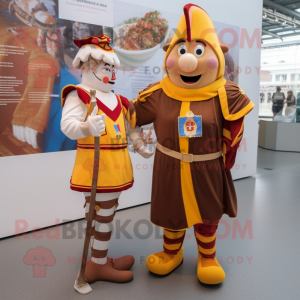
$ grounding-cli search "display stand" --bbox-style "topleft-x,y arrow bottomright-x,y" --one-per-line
259,120 -> 300,152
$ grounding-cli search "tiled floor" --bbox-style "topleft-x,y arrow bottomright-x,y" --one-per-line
1,147 -> 300,300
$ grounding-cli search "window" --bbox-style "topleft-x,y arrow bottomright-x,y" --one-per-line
291,74 -> 300,81
291,74 -> 295,82
270,75 -> 272,82
275,74 -> 287,82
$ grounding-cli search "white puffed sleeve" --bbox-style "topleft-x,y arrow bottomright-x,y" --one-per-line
61,90 -> 90,140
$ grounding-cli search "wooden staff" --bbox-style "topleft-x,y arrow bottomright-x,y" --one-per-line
74,89 -> 99,294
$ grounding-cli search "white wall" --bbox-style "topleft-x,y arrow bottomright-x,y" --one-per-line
0,0 -> 262,238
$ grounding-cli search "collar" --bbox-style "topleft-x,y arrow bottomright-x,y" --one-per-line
77,83 -> 118,110
76,83 -> 121,122
160,76 -> 226,102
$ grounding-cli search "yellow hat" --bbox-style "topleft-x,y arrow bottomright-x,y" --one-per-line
164,4 -> 228,79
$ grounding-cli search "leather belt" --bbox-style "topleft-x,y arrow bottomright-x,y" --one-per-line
156,142 -> 222,163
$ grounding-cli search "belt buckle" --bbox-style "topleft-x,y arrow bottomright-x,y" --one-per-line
182,153 -> 193,163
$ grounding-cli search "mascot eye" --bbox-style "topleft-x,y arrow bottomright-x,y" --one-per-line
178,45 -> 187,56
194,45 -> 205,57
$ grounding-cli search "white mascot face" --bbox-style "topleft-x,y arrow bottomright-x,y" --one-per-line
82,61 -> 116,93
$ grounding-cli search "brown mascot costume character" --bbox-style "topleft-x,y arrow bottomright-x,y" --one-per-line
127,4 -> 255,285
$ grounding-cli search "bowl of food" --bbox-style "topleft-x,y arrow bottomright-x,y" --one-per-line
114,11 -> 169,68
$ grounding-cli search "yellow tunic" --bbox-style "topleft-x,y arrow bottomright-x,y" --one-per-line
62,85 -> 134,193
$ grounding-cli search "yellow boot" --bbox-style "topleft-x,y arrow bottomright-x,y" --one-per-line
146,247 -> 184,275
197,255 -> 225,284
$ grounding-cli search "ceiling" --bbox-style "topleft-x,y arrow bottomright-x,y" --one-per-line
262,0 -> 300,48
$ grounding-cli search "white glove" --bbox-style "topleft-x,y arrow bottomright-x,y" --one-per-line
86,106 -> 105,137
13,125 -> 38,149
128,126 -> 154,159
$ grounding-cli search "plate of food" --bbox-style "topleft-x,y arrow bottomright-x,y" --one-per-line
114,11 -> 169,68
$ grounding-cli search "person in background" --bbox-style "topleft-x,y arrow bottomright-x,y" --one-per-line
286,90 -> 296,107
260,92 -> 265,103
272,86 -> 285,117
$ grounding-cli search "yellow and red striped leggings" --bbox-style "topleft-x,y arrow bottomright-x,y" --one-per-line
163,223 -> 218,258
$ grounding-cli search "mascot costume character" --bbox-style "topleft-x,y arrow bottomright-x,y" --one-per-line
126,4 -> 255,285
60,34 -> 153,293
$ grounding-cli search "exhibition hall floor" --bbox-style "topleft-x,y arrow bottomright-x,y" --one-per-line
1,147 -> 300,299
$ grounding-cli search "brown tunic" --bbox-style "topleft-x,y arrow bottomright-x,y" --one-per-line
132,80 -> 251,230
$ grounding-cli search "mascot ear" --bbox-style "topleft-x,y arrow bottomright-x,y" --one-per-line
163,43 -> 170,52
221,44 -> 229,53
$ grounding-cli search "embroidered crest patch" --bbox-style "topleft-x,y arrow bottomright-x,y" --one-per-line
178,111 -> 202,138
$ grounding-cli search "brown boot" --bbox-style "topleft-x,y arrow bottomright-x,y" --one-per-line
85,259 -> 133,283
108,256 -> 135,270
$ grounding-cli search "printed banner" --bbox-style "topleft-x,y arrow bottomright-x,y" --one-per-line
58,0 -> 114,27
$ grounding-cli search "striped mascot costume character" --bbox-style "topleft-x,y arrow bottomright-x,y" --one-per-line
61,34 -> 153,284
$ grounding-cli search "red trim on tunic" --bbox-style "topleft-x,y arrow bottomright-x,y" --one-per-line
77,142 -> 128,147
96,95 -> 121,122
70,180 -> 134,193
77,144 -> 128,150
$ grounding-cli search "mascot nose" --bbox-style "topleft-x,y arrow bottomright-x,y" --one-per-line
112,72 -> 116,81
178,53 -> 198,73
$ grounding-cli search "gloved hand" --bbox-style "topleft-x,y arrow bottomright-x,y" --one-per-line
137,145 -> 154,158
128,126 -> 154,159
86,106 -> 106,137
13,125 -> 38,149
